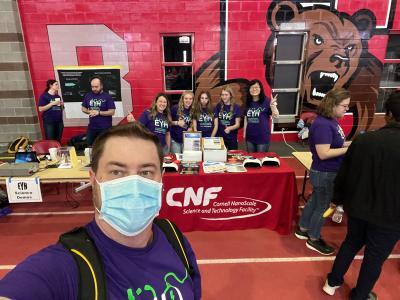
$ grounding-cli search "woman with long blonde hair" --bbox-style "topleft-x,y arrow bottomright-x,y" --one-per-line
211,86 -> 241,150
170,91 -> 196,153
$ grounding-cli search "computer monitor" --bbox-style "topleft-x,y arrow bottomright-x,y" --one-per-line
14,151 -> 40,164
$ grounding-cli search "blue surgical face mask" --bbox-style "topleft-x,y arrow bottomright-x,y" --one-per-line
96,175 -> 162,236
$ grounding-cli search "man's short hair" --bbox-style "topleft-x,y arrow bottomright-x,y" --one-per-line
90,76 -> 103,85
385,90 -> 400,122
91,123 -> 164,173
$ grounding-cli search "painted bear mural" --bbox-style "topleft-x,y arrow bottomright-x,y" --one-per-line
196,0 -> 383,138
264,1 -> 383,137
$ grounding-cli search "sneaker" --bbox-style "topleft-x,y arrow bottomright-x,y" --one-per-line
294,227 -> 309,240
322,279 -> 340,296
306,238 -> 335,255
367,291 -> 378,300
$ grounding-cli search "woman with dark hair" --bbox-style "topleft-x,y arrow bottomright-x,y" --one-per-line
38,79 -> 64,142
192,91 -> 214,137
135,93 -> 171,155
211,86 -> 242,150
243,79 -> 279,152
295,88 -> 352,256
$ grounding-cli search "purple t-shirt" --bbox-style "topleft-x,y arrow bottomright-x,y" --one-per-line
38,92 -> 63,123
170,104 -> 192,143
0,220 -> 201,300
139,110 -> 170,146
82,91 -> 115,129
213,103 -> 241,141
245,98 -> 272,144
196,108 -> 214,137
309,115 -> 346,172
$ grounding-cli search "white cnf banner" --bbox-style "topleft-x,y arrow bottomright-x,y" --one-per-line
6,177 -> 43,203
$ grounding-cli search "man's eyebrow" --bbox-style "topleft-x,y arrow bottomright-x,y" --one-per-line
141,162 -> 158,168
106,161 -> 126,168
105,161 -> 158,168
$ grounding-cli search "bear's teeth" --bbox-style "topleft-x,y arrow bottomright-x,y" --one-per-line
312,88 -> 326,98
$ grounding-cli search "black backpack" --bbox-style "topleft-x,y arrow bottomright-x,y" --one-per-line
59,218 -> 194,300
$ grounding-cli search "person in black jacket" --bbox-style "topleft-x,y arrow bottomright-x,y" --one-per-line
322,91 -> 400,300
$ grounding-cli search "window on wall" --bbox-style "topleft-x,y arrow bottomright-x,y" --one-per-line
161,34 -> 194,103
272,32 -> 306,121
377,35 -> 400,112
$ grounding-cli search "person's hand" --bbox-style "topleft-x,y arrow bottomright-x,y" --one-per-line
177,119 -> 185,128
52,99 -> 61,106
270,94 -> 278,106
89,110 -> 99,117
127,113 -> 135,123
224,126 -> 231,134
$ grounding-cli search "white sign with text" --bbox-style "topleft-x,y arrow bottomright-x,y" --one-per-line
6,177 -> 43,203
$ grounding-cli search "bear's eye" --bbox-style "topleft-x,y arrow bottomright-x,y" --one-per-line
346,44 -> 355,51
313,34 -> 324,45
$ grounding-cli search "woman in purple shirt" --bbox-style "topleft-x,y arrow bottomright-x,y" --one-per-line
211,86 -> 241,150
137,93 -> 171,154
192,91 -> 214,138
170,91 -> 196,153
244,79 -> 279,152
295,88 -> 352,255
38,79 -> 64,142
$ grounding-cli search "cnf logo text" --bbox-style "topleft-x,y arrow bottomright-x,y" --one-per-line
166,187 -> 222,207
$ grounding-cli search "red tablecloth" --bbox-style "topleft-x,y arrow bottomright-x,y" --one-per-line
160,155 -> 298,234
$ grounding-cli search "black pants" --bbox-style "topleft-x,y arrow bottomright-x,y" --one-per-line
223,139 -> 238,150
327,216 -> 400,300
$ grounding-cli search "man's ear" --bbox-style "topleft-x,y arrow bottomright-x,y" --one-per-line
89,169 -> 96,186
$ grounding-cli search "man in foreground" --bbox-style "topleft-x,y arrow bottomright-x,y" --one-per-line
0,122 -> 201,299
323,91 -> 400,300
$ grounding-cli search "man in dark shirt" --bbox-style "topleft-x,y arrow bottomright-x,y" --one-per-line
323,91 -> 400,300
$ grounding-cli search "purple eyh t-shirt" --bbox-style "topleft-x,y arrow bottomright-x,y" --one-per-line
0,220 -> 201,300
81,91 -> 115,129
196,108 -> 214,137
38,92 -> 63,123
309,115 -> 346,172
170,104 -> 192,143
213,103 -> 241,141
139,110 -> 170,146
245,98 -> 272,144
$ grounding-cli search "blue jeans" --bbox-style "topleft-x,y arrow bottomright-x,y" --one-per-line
299,169 -> 336,239
162,144 -> 170,155
170,139 -> 183,154
328,216 -> 400,300
87,128 -> 109,146
43,120 -> 64,142
246,141 -> 270,153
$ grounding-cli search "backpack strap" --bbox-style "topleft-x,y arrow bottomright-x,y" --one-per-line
59,227 -> 108,300
153,218 -> 194,277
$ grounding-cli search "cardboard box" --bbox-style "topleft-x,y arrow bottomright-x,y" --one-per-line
202,137 -> 227,162
182,150 -> 202,162
203,147 -> 227,162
